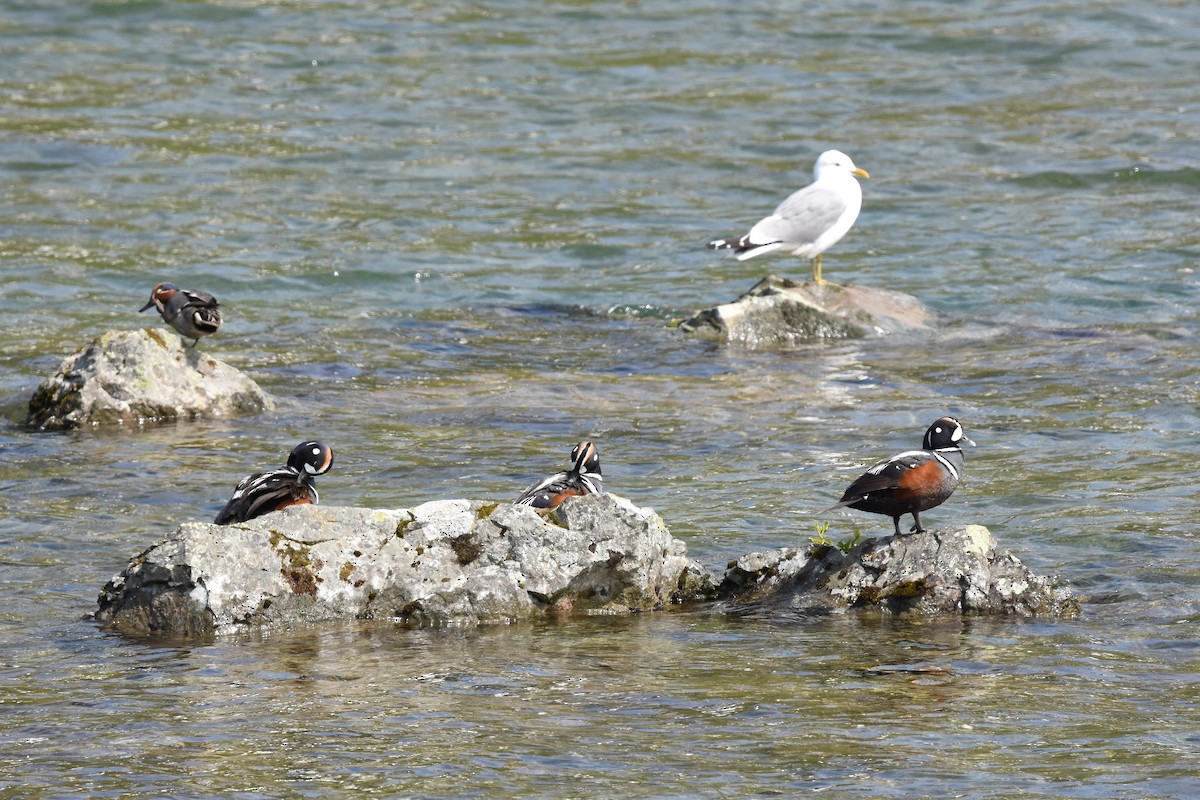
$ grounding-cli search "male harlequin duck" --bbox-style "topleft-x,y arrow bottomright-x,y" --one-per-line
515,441 -> 603,510
139,282 -> 222,346
824,417 -> 974,536
214,441 -> 334,525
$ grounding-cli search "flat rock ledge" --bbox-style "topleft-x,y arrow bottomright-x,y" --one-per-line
94,493 -> 716,637
27,329 -> 273,430
720,525 -> 1080,618
94,494 -> 1078,638
679,275 -> 936,345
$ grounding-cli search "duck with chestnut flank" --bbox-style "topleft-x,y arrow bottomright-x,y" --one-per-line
824,417 -> 973,536
139,282 -> 222,346
214,441 -> 334,525
516,441 -> 603,510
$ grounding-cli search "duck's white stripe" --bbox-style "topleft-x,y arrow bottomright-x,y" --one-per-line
932,448 -> 961,480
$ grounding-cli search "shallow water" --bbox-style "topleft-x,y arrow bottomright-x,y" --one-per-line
2,1 -> 1199,797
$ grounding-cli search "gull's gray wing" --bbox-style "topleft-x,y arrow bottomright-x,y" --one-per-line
746,185 -> 847,247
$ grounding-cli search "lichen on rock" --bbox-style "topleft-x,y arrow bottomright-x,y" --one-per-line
94,496 -> 1078,639
26,328 -> 273,430
94,494 -> 718,637
719,525 -> 1079,618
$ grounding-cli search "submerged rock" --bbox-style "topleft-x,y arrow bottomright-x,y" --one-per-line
720,525 -> 1079,618
94,493 -> 718,637
679,275 -> 936,345
26,329 -> 273,430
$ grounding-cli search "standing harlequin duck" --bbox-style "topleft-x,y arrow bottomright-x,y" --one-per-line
139,282 -> 222,347
515,441 -> 603,510
214,441 -> 334,525
824,417 -> 974,536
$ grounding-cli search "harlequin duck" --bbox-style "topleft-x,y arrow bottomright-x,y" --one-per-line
516,441 -> 603,510
139,282 -> 222,346
214,441 -> 334,525
824,417 -> 973,535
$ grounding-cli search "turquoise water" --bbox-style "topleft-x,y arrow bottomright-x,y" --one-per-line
2,1 -> 1199,797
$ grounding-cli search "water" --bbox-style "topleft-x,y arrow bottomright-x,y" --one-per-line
2,0 -> 1199,797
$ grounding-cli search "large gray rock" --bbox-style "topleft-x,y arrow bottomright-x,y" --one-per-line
27,328 -> 273,430
94,493 -> 718,637
720,525 -> 1079,617
679,275 -> 936,345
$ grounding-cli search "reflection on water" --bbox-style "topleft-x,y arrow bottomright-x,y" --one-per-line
4,615 -> 1198,798
2,0 -> 1199,797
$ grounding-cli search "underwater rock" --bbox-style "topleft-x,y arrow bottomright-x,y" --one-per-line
678,275 -> 936,345
26,328 -> 273,430
720,525 -> 1079,618
94,493 -> 718,637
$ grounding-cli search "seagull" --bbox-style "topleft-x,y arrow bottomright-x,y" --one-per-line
707,149 -> 869,285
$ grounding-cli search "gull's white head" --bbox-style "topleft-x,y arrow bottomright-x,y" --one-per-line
814,150 -> 870,182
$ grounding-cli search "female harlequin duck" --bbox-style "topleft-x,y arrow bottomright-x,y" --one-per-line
214,441 -> 334,525
825,417 -> 974,536
139,282 -> 222,347
516,441 -> 603,510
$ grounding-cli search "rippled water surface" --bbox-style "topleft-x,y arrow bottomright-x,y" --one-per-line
2,1 -> 1199,797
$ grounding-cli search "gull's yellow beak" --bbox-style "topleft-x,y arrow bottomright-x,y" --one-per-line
853,167 -> 870,179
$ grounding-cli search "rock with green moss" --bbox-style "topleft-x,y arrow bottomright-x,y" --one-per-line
719,525 -> 1079,617
94,493 -> 719,637
26,328 -> 273,430
678,275 -> 936,345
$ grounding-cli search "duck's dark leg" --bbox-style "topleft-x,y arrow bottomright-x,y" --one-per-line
909,511 -> 925,534
891,515 -> 902,536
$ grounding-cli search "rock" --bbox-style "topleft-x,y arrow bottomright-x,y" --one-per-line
94,498 -> 1077,638
93,493 -> 719,637
26,328 -> 274,430
678,275 -> 936,345
719,525 -> 1079,617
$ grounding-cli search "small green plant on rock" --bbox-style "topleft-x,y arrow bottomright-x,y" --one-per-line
808,521 -> 832,548
836,529 -> 863,553
810,523 -> 863,555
